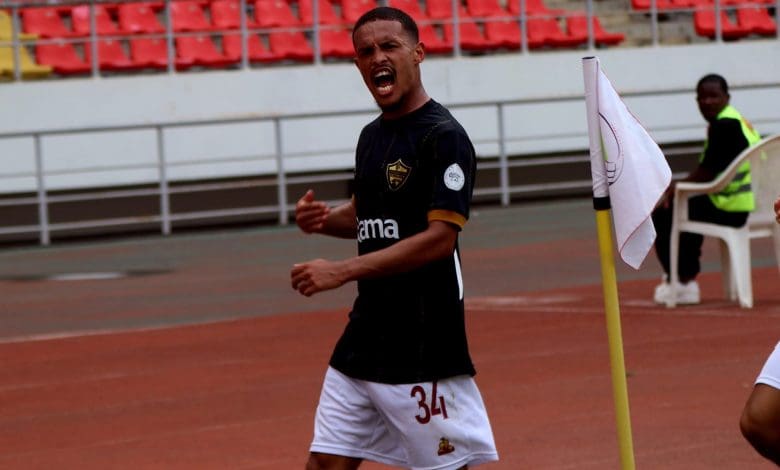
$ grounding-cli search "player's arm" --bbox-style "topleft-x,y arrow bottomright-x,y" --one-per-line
295,189 -> 357,239
291,217 -> 459,297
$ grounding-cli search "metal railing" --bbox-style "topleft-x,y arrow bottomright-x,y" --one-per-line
0,92 -> 724,245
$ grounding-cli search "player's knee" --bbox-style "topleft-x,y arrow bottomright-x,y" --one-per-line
741,404 -> 780,460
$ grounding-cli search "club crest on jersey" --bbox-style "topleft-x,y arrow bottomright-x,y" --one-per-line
386,159 -> 411,191
437,437 -> 455,456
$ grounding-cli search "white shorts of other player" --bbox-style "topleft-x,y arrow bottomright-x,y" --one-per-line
310,366 -> 499,470
757,341 -> 780,390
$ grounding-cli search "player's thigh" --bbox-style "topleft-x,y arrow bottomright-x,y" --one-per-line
311,367 -> 407,466
367,376 -> 497,469
306,452 -> 362,470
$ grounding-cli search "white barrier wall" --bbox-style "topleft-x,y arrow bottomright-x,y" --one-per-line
3,40 -> 780,193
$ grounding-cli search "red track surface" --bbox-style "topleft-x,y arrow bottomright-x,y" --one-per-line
0,200 -> 778,469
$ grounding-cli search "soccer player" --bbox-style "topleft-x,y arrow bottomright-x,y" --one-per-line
290,7 -> 498,470
739,196 -> 780,466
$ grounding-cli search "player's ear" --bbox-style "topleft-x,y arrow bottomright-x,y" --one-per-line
414,41 -> 424,64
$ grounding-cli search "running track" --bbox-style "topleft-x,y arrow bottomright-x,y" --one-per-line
1,198 -> 778,469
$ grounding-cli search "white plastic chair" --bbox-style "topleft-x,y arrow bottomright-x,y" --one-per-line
668,133 -> 780,308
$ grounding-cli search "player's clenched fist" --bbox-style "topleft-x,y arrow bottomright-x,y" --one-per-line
295,189 -> 330,234
291,259 -> 346,297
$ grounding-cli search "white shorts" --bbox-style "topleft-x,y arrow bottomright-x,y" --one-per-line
310,366 -> 499,470
756,341 -> 780,390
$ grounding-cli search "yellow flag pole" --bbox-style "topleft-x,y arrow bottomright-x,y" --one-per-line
583,56 -> 636,470
595,208 -> 636,470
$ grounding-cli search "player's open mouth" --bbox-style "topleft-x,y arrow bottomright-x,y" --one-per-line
372,69 -> 395,96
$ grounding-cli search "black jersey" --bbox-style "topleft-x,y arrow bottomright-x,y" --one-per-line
329,100 -> 478,384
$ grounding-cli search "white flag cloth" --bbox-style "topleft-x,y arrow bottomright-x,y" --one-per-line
592,63 -> 672,269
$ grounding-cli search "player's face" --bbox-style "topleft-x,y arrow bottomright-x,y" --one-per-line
353,19 -> 424,118
696,81 -> 729,123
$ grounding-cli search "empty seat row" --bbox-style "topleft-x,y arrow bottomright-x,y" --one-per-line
694,6 -> 777,38
27,31 -> 360,74
632,0 -> 775,12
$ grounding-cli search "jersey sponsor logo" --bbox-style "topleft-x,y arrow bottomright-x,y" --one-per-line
386,159 -> 411,191
443,163 -> 465,191
357,218 -> 399,242
437,437 -> 455,456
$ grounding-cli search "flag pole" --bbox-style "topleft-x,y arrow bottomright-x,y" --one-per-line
582,56 -> 636,470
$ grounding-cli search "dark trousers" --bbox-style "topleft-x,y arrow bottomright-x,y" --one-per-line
652,195 -> 748,282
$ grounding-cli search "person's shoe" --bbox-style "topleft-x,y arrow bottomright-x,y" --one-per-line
653,278 -> 700,305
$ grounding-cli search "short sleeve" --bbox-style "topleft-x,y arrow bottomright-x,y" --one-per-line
427,125 -> 476,228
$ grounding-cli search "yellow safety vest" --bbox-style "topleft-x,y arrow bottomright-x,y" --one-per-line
700,105 -> 760,212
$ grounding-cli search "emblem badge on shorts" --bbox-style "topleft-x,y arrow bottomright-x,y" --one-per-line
386,159 -> 411,191
437,437 -> 455,456
443,163 -> 465,191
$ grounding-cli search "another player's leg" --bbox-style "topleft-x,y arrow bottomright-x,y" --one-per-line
305,452 -> 362,470
740,384 -> 780,466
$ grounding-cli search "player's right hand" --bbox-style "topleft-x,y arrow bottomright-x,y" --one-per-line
295,189 -> 331,234
774,196 -> 780,224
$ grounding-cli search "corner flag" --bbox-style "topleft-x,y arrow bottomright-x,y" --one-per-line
584,57 -> 671,269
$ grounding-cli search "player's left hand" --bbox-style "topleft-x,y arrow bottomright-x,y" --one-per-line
291,259 -> 346,297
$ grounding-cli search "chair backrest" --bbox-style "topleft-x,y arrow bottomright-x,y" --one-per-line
743,134 -> 780,233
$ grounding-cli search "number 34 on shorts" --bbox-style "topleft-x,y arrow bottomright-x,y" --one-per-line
411,380 -> 449,424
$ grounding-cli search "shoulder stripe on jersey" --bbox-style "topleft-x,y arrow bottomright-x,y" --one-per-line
428,209 -> 466,228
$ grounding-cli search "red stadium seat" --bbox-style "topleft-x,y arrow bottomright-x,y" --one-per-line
342,0 -> 377,24
175,34 -> 236,66
507,0 -> 564,17
298,0 -> 342,25
388,0 -> 428,20
527,17 -> 584,47
83,38 -> 143,70
222,32 -> 278,62
71,5 -> 121,36
22,7 -> 81,38
466,0 -> 509,18
419,24 -> 453,53
317,28 -> 354,58
255,0 -> 302,27
170,1 -> 214,31
118,3 -> 166,34
211,0 -> 256,31
36,40 -> 92,74
566,15 -> 625,46
736,6 -> 776,36
268,31 -> 314,61
129,37 -> 185,69
441,9 -> 496,51
483,18 -> 522,49
693,8 -> 750,39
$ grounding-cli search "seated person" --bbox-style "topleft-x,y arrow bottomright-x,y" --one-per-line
651,74 -> 760,305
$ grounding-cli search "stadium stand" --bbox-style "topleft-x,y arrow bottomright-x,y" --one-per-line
170,1 -> 215,31
268,30 -> 314,60
36,40 -> 92,74
566,15 -> 625,45
4,0 -> 776,81
735,6 -> 777,36
83,38 -> 142,70
693,8 -> 750,39
117,2 -> 166,34
129,37 -> 178,69
255,0 -> 303,26
298,0 -> 343,25
71,5 -> 122,36
0,42 -> 52,79
222,32 -> 277,62
175,34 -> 236,66
317,28 -> 355,58
342,0 -> 378,24
22,7 -> 81,38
